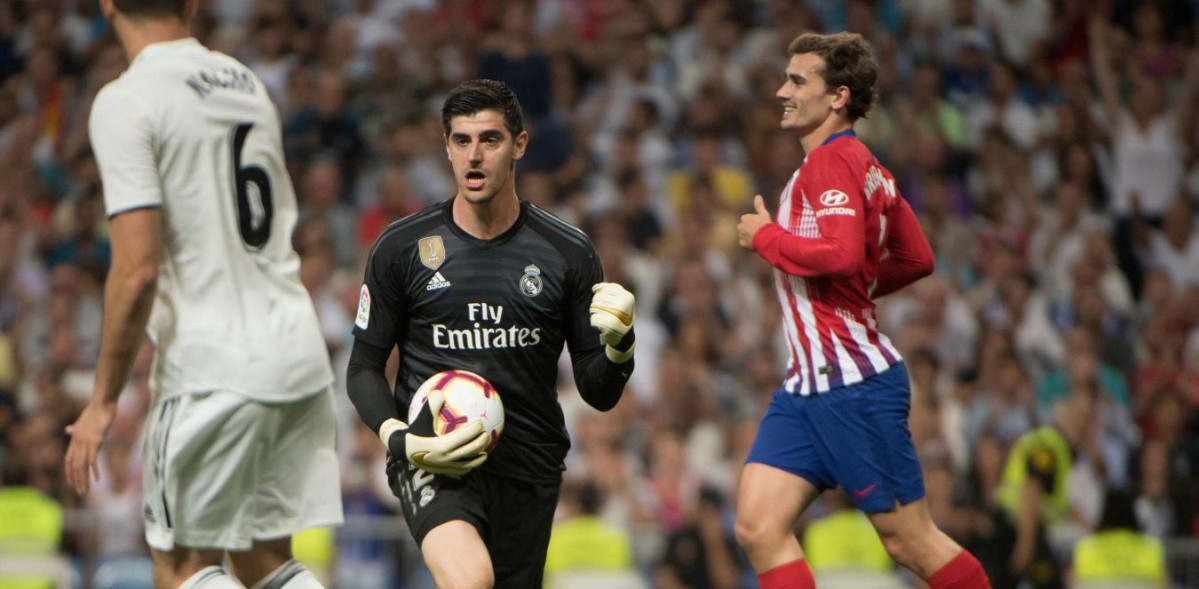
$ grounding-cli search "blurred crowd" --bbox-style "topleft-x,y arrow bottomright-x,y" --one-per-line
2,0 -> 1199,587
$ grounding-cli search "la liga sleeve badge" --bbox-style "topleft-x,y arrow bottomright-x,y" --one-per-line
355,284 -> 371,329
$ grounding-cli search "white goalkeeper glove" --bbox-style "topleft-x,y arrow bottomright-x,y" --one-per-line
589,282 -> 636,363
378,390 -> 490,477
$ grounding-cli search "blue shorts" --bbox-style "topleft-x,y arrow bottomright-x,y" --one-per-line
746,363 -> 925,513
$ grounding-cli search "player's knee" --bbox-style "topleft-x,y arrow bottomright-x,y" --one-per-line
877,522 -> 939,570
878,532 -> 917,569
733,513 -> 776,552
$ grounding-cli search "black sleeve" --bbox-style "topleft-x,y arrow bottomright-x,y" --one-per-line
351,236 -> 408,349
346,338 -> 400,433
571,335 -> 635,411
565,245 -> 633,412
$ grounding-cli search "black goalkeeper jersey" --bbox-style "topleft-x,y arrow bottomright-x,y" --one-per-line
353,199 -> 624,483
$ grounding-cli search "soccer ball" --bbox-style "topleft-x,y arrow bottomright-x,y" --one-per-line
408,370 -> 504,452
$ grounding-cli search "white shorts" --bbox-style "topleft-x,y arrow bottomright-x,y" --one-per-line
142,389 -> 343,552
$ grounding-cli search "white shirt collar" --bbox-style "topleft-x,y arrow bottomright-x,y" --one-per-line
133,37 -> 202,65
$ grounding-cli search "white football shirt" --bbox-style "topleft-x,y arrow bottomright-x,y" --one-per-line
89,38 -> 332,401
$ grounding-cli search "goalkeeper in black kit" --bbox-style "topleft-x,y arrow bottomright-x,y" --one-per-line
344,79 -> 636,589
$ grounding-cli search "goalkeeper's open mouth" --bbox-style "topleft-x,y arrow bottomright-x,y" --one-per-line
465,170 -> 486,190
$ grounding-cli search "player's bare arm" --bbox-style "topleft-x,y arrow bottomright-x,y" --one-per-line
65,207 -> 161,495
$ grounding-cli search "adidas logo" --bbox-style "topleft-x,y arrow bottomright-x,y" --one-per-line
426,272 -> 451,291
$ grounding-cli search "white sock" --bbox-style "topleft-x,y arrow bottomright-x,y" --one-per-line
250,560 -> 324,589
178,566 -> 245,589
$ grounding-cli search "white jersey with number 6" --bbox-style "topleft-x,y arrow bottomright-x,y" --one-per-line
89,38 -> 332,402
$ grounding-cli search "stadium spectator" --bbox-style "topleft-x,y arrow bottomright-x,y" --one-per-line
1088,11 -> 1199,296
801,491 -> 899,587
1072,490 -> 1166,588
285,67 -> 366,182
656,485 -> 740,589
543,479 -> 641,589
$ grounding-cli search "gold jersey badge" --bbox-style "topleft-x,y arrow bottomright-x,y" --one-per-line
419,236 -> 446,270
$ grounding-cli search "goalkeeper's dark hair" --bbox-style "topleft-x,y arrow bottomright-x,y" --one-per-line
112,0 -> 187,19
788,32 -> 878,122
441,79 -> 525,139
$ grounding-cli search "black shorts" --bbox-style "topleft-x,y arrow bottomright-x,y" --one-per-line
388,459 -> 560,588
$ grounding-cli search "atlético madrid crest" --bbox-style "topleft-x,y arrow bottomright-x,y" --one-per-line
419,236 -> 446,270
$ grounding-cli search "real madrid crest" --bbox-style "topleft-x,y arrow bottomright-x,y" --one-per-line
519,264 -> 543,297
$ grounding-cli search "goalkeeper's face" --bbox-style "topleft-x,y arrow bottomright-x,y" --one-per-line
445,110 -> 528,205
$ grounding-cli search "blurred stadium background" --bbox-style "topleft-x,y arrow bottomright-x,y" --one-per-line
1,0 -> 1198,587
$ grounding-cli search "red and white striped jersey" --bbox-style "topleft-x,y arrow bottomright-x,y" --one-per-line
752,130 -> 934,395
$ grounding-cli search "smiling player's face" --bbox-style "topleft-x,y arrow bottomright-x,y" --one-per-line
776,53 -> 837,133
445,110 -> 527,205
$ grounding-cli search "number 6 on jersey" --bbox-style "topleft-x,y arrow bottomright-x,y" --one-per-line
230,122 -> 273,248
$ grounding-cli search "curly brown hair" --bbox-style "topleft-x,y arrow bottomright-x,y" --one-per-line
787,32 -> 878,122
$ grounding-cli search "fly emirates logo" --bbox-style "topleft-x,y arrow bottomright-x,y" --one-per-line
432,302 -> 542,350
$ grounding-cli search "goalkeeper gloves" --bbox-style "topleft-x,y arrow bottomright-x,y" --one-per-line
589,282 -> 636,363
378,390 -> 490,477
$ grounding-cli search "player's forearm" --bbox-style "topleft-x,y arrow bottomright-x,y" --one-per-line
572,334 -> 634,411
752,223 -> 863,277
873,259 -> 933,298
92,264 -> 157,407
346,338 -> 401,432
